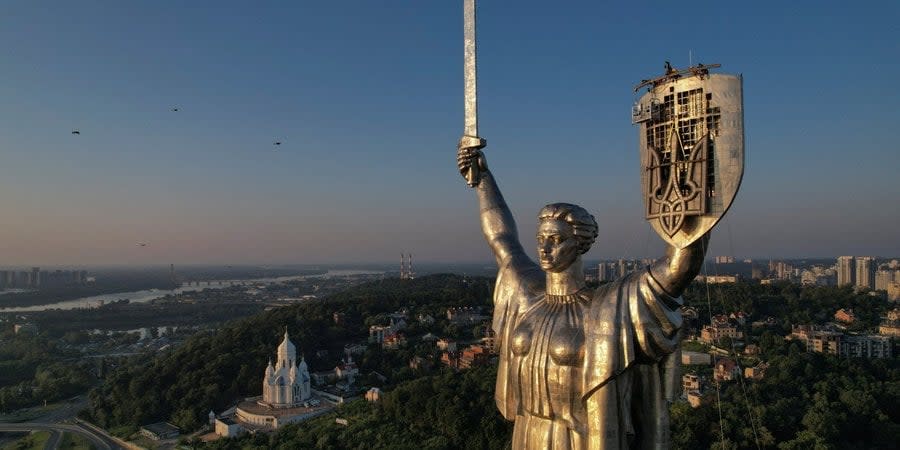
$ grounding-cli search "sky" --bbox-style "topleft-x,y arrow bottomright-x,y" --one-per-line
0,0 -> 897,266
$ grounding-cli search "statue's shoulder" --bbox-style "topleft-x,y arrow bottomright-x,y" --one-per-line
590,270 -> 644,302
496,257 -> 543,296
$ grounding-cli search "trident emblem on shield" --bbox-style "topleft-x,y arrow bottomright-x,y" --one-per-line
633,64 -> 744,249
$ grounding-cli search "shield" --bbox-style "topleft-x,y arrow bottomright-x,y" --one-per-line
633,68 -> 744,249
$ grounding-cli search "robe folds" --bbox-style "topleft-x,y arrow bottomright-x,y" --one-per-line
493,266 -> 683,450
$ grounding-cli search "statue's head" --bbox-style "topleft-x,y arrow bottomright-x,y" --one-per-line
536,203 -> 598,273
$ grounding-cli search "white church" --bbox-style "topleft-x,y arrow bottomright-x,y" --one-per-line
215,329 -> 335,435
262,330 -> 311,407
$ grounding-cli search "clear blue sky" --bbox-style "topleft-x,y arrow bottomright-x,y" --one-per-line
0,0 -> 897,265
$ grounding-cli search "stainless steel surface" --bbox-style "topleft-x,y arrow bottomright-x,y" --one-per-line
463,0 -> 480,187
633,66 -> 744,249
456,139 -> 712,448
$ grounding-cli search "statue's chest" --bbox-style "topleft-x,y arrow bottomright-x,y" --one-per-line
508,293 -> 590,422
510,296 -> 587,367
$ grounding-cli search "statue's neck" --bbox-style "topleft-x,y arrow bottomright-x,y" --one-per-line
545,258 -> 586,296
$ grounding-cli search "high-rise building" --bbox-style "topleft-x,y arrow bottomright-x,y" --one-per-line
617,259 -> 627,278
837,256 -> 855,286
31,267 -> 40,288
5,271 -> 15,288
751,265 -> 764,280
19,271 -> 31,288
597,262 -> 610,282
855,257 -> 875,290
875,270 -> 894,291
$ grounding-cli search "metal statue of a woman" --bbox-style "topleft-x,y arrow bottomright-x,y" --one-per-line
455,63 -> 744,449
457,135 -> 703,449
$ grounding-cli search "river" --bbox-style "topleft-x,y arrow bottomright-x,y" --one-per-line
0,269 -> 384,313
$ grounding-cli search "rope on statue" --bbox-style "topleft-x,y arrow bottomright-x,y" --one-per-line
709,220 -> 763,450
700,237 -> 728,449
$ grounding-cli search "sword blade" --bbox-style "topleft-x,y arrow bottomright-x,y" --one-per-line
463,0 -> 477,137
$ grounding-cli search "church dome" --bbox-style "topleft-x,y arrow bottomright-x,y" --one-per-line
277,330 -> 296,366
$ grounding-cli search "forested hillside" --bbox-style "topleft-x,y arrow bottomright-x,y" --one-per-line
84,274 -> 491,433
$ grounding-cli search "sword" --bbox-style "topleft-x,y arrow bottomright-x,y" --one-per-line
463,0 -> 481,187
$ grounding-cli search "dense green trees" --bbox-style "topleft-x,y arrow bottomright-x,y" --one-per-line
85,274 -> 492,433
0,332 -> 93,412
201,366 -> 512,450
671,333 -> 899,449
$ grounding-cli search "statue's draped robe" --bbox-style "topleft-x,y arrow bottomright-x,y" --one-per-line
493,266 -> 682,450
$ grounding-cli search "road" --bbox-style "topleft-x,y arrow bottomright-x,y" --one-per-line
45,429 -> 62,449
0,422 -> 117,450
0,396 -> 123,450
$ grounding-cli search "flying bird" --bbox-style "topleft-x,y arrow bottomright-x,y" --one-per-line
137,242 -> 148,247
171,107 -> 179,112
71,130 -> 80,135
273,141 -> 281,146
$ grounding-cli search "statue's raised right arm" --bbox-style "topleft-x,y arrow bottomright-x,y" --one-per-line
648,233 -> 709,297
457,136 -> 528,268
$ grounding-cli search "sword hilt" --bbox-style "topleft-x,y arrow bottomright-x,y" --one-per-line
459,135 -> 486,188
466,162 -> 481,188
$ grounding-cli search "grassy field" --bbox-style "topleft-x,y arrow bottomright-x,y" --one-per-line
59,432 -> 96,449
0,430 -> 50,450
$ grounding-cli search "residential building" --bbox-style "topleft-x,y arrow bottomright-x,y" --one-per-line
837,256 -> 855,286
682,374 -> 701,392
365,388 -> 382,402
446,307 -> 488,324
834,308 -> 856,324
744,362 -> 768,380
698,275 -> 739,283
437,338 -> 457,352
842,335 -> 892,358
440,351 -> 459,369
714,358 -> 740,382
343,343 -> 367,355
459,345 -> 490,369
789,324 -> 892,359
875,270 -> 894,291
382,332 -> 406,350
855,256 -> 875,290
700,324 -> 743,344
880,309 -> 900,337
681,351 -> 712,366
481,328 -> 497,354
889,282 -> 900,301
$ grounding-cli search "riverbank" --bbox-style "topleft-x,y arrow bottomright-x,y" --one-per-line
0,268 -> 334,311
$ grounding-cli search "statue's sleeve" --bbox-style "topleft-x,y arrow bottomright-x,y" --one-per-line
582,269 -> 683,399
492,263 -> 541,421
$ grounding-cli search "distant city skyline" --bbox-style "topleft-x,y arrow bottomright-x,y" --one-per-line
1,1 -> 898,265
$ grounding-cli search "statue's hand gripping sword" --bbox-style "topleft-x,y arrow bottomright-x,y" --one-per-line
463,0 -> 484,187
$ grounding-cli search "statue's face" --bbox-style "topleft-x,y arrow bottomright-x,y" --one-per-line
537,219 -> 579,273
